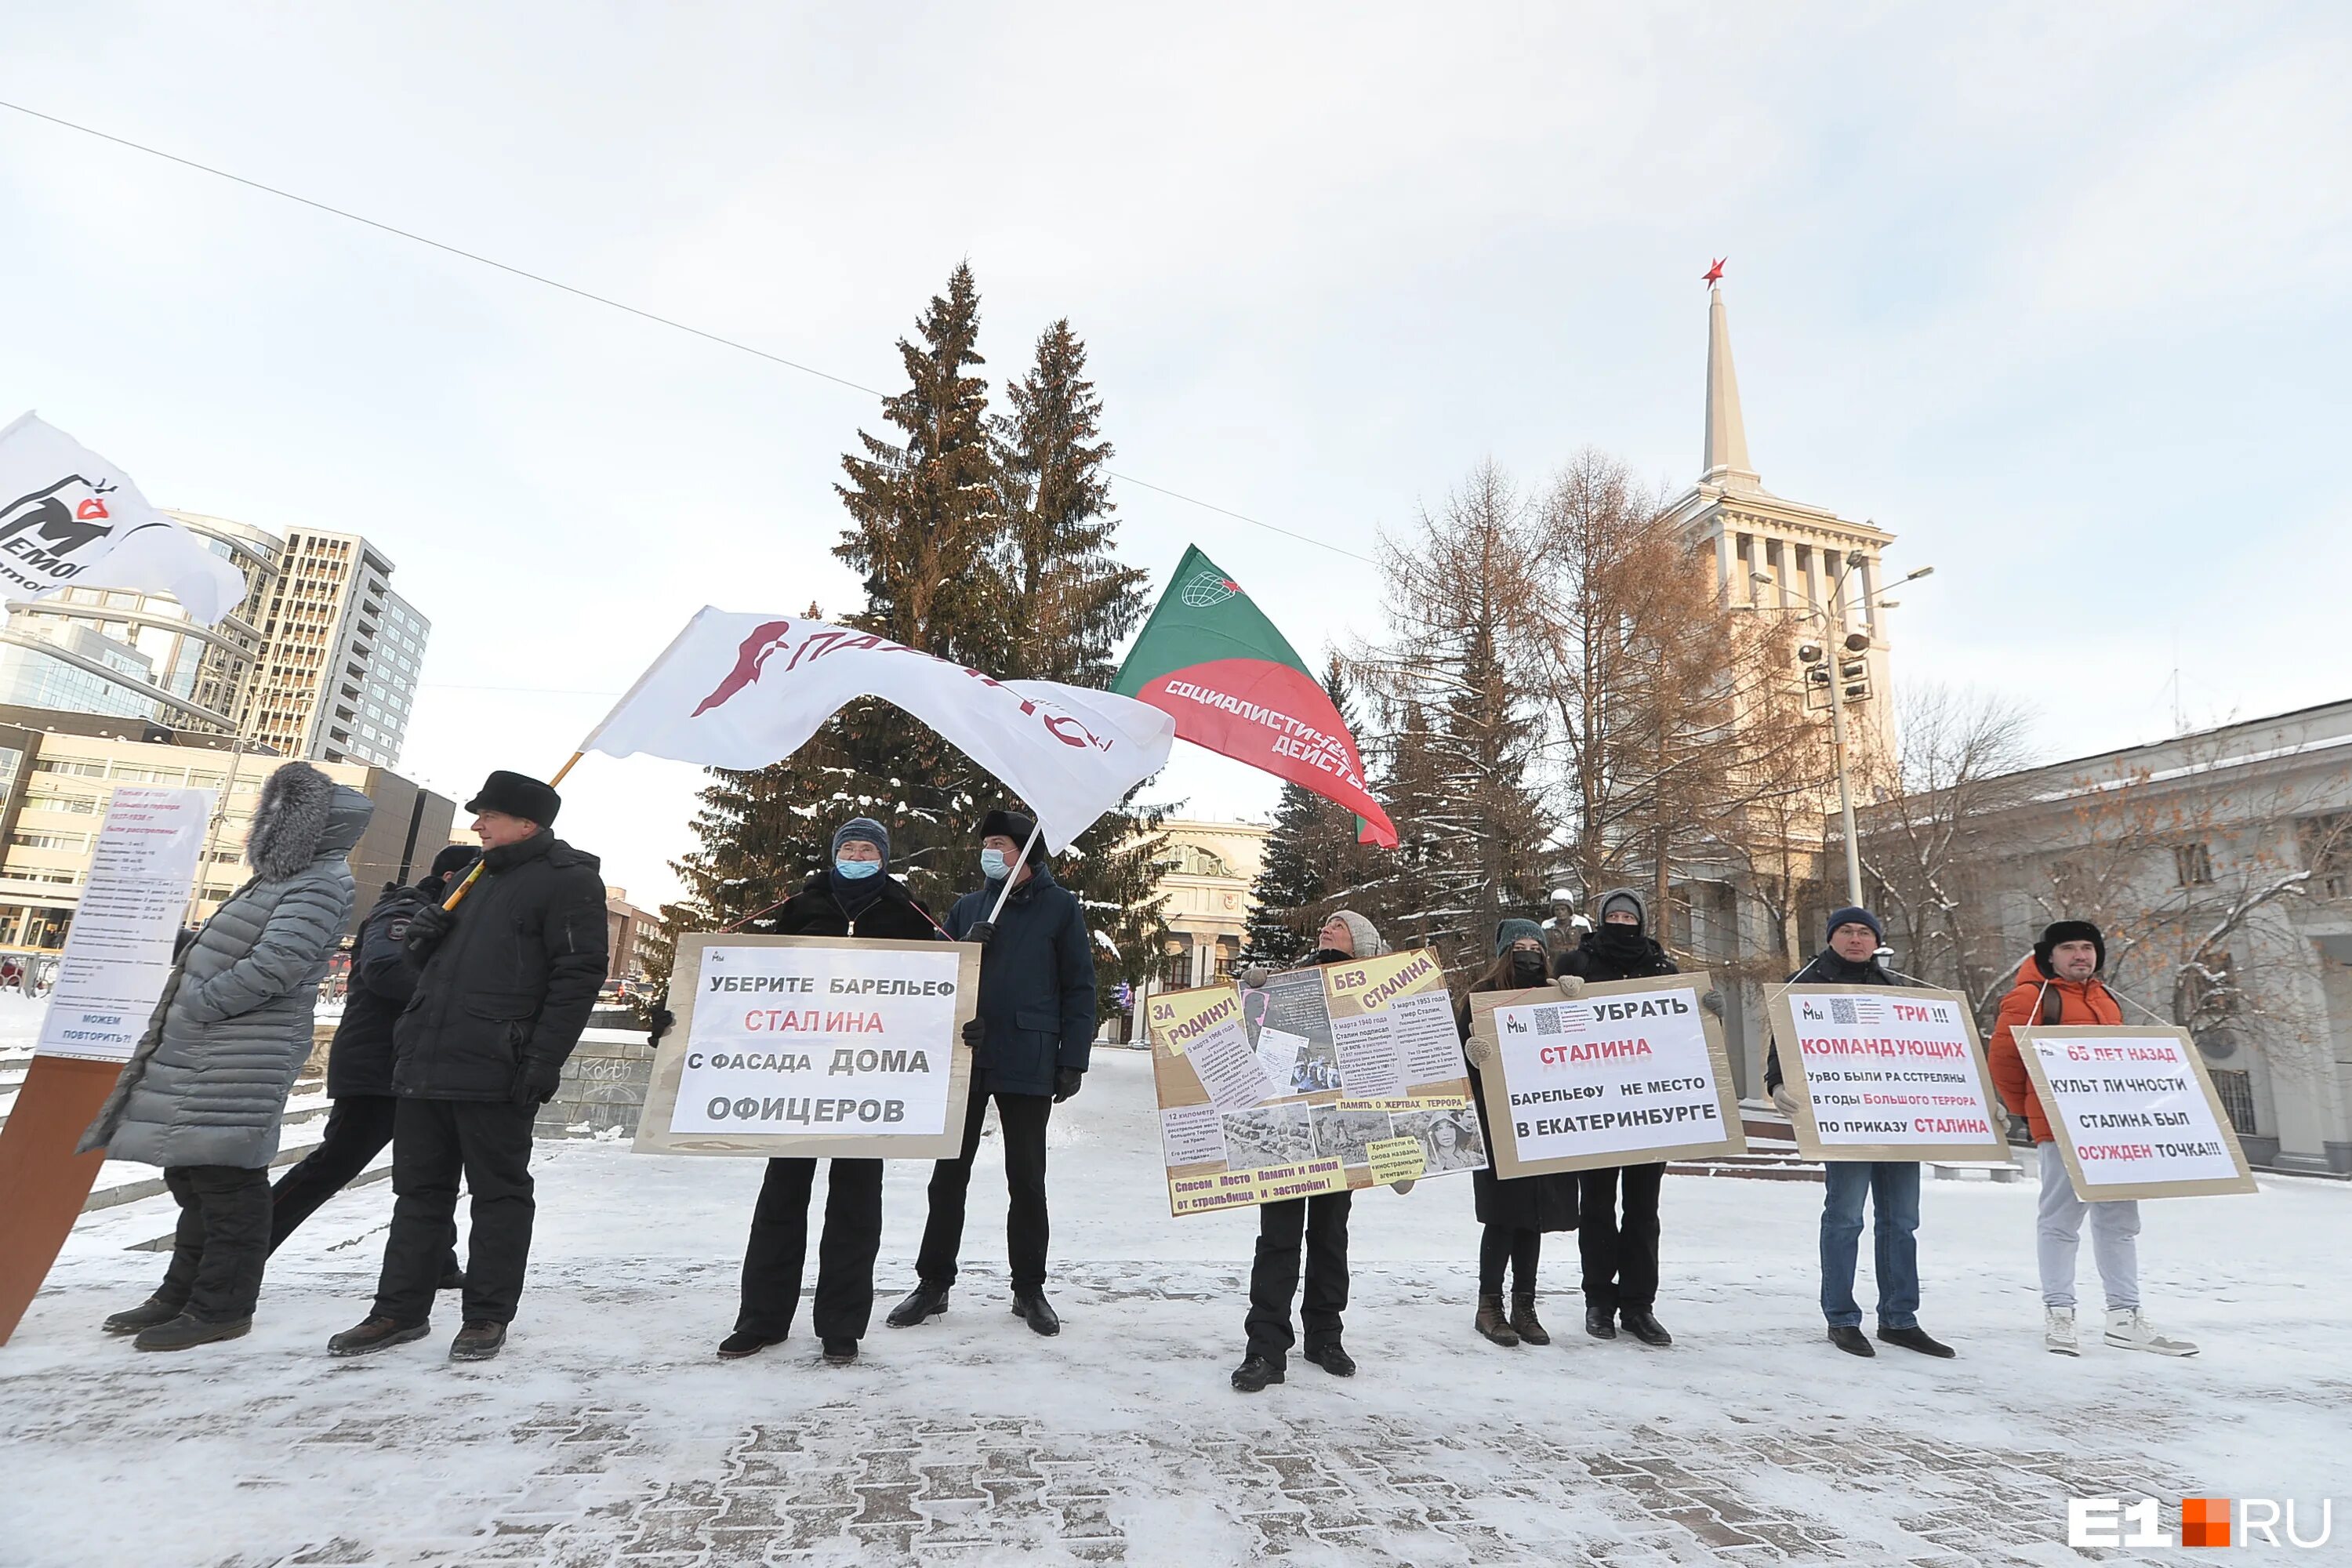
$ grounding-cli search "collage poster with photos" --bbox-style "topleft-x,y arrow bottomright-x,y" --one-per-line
1146,948 -> 1488,1216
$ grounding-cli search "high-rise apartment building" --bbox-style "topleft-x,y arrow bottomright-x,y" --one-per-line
239,529 -> 426,768
0,514 -> 429,769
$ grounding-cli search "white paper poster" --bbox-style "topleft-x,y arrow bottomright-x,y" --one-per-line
668,941 -> 964,1136
1492,984 -> 1726,1163
1159,1103 -> 1228,1167
1392,989 -> 1468,1085
36,786 -> 213,1064
1329,1011 -> 1404,1099
1175,995 -> 1284,1116
2029,1033 -> 2243,1189
1780,988 -> 2002,1151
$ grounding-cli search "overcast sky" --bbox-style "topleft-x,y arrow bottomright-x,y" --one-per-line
3,3 -> 2347,909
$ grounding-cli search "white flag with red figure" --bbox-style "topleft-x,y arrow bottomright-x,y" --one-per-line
584,608 -> 1175,854
0,413 -> 248,625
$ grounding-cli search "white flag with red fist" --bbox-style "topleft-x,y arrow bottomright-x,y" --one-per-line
0,412 -> 248,625
583,607 -> 1175,853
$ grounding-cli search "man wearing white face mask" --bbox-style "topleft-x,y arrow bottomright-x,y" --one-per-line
887,808 -> 1096,1338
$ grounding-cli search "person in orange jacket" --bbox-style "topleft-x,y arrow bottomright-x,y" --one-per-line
1988,920 -> 2198,1359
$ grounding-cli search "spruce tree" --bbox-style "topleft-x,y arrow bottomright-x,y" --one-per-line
1243,659 -> 1385,963
661,265 -> 1013,972
992,318 -> 1165,1020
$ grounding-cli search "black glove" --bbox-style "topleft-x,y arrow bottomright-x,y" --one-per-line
960,1017 -> 985,1050
514,1056 -> 564,1107
404,901 -> 456,960
1054,1067 -> 1083,1103
963,920 -> 996,947
648,1006 -> 677,1044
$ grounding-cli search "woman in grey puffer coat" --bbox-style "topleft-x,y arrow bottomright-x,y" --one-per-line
81,762 -> 372,1351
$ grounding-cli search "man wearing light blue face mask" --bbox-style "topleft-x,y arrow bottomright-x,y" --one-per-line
887,807 -> 1095,1338
718,817 -> 947,1367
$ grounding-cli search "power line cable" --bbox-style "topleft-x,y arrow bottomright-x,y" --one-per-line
0,97 -> 1379,567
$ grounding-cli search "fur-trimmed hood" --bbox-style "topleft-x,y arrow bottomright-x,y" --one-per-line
246,763 -> 372,879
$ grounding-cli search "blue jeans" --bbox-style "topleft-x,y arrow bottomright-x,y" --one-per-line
1819,1161 -> 1920,1330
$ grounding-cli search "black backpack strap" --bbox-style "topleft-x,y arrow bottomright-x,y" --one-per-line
2039,985 -> 2063,1027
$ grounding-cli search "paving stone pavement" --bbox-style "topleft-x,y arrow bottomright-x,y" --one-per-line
11,1388 -> 2196,1568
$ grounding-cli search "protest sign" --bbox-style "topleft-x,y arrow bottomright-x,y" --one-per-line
1466,974 -> 1745,1178
1149,948 -> 1486,1216
1766,984 -> 2008,1162
36,786 -> 213,1064
2013,1025 -> 2256,1200
636,932 -> 978,1158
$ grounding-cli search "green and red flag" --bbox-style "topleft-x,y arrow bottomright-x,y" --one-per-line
1112,545 -> 1398,848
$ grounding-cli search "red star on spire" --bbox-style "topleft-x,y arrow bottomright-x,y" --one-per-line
1702,258 -> 1726,286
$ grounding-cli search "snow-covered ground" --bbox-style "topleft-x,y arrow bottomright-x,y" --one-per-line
4,1047 -> 2346,1567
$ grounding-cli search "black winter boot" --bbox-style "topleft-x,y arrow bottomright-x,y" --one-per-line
449,1320 -> 506,1361
1510,1293 -> 1551,1345
328,1316 -> 430,1356
1302,1341 -> 1356,1377
1828,1325 -> 1876,1357
1877,1324 -> 1955,1358
886,1283 -> 949,1328
1475,1294 -> 1520,1347
1584,1301 -> 1617,1340
133,1313 -> 251,1352
1621,1308 -> 1673,1347
717,1330 -> 783,1359
1231,1353 -> 1284,1392
103,1297 -> 185,1335
1011,1289 -> 1061,1337
822,1338 -> 858,1365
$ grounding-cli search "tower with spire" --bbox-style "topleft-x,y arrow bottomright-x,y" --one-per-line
1666,270 -> 1897,751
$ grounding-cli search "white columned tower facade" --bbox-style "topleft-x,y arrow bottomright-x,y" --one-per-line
1664,279 -> 1898,755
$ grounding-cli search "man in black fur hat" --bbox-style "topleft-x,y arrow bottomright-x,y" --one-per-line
328,770 -> 608,1363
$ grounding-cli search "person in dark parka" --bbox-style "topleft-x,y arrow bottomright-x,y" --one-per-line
267,844 -> 480,1281
328,769 -> 607,1363
886,808 -> 1094,1338
1230,909 -> 1388,1394
1458,919 -> 1580,1349
721,818 -> 946,1367
1768,905 -> 1955,1360
1555,887 -> 1680,1348
85,762 -> 369,1351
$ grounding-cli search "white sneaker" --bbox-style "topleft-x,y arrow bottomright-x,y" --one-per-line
2104,1308 -> 2198,1356
2044,1306 -> 2078,1356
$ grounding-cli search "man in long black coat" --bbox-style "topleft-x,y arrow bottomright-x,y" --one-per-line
719,818 -> 946,1367
886,808 -> 1094,1339
328,770 -> 608,1363
1555,887 -> 1682,1348
267,844 -> 479,1280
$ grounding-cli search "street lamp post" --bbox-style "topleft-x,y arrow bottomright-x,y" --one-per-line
1782,554 -> 1935,914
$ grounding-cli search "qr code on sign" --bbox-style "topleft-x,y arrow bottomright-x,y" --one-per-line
1534,1008 -> 1563,1036
1831,1000 -> 1859,1025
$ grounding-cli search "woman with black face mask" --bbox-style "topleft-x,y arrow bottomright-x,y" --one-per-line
1455,920 -> 1581,1348
1555,889 -> 1681,1348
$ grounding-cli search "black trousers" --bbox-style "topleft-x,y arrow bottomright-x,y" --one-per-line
916,1080 -> 1054,1291
1479,1225 -> 1541,1296
372,1098 -> 536,1327
1578,1163 -> 1664,1310
158,1165 -> 271,1323
738,1156 -> 884,1342
267,1094 -> 459,1276
1245,1191 -> 1352,1363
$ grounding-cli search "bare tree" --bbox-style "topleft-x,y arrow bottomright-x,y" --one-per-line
1856,683 -> 2041,1011
1353,462 -> 1552,968
1523,449 -> 1813,952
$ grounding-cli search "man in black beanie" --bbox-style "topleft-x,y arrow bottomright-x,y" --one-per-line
267,844 -> 481,1276
328,770 -> 608,1363
886,807 -> 1095,1338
